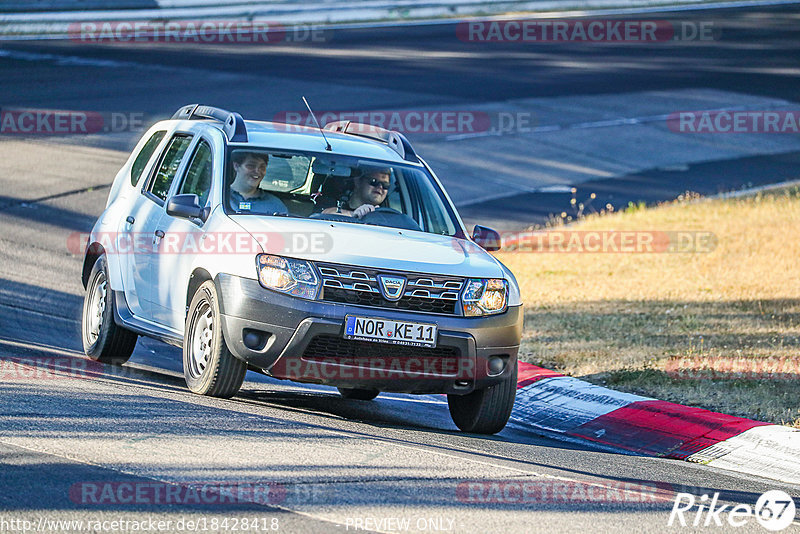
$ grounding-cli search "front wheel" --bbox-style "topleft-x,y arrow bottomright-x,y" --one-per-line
81,254 -> 137,365
183,281 -> 246,398
447,362 -> 517,434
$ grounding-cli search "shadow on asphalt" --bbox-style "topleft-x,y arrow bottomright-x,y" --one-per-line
0,194 -> 99,233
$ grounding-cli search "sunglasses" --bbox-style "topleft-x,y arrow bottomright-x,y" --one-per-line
367,178 -> 391,191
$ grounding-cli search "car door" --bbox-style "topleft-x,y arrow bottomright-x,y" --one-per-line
148,137 -> 216,329
117,130 -> 168,318
129,133 -> 194,321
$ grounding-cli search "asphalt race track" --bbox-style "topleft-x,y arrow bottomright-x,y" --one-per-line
0,4 -> 799,533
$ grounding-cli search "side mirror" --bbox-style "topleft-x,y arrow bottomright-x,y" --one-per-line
166,194 -> 207,222
472,225 -> 501,251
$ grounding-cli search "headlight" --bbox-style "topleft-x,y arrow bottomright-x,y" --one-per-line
462,278 -> 508,316
256,254 -> 319,300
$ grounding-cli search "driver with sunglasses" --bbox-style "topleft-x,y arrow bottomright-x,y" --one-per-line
321,167 -> 392,218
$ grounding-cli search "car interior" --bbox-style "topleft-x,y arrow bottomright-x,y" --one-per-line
224,149 -> 458,234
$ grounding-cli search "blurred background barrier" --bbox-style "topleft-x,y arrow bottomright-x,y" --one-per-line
1,0 -> 741,38
0,0 -> 158,11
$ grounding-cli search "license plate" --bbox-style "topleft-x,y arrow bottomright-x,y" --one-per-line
344,315 -> 437,348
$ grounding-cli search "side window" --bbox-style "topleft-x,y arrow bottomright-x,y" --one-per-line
178,140 -> 213,207
148,135 -> 193,202
130,130 -> 166,186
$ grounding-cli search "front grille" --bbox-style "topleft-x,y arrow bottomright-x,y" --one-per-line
323,287 -> 457,314
301,335 -> 460,375
315,262 -> 463,316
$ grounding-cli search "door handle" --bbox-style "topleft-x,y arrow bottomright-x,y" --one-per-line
126,216 -> 135,224
153,229 -> 165,246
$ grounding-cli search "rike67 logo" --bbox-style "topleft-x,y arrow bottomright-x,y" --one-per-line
669,490 -> 796,531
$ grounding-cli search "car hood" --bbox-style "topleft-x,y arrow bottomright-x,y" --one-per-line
230,215 -> 505,278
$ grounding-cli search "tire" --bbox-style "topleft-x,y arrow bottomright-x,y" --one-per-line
183,281 -> 246,398
81,254 -> 137,365
447,362 -> 517,434
337,388 -> 379,401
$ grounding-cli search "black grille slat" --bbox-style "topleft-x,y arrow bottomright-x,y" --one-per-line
322,287 -> 457,314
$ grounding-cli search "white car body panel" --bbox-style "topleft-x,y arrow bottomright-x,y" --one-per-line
229,215 -> 506,280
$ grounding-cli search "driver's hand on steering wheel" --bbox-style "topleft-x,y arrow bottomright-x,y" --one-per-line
352,204 -> 377,218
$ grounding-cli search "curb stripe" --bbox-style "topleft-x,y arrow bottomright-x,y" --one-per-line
566,400 -> 768,458
516,362 -> 562,388
512,374 -> 650,434
513,362 -> 800,484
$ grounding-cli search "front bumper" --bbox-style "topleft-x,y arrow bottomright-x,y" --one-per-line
216,273 -> 522,394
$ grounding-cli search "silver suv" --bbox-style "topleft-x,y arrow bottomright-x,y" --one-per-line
81,104 -> 523,434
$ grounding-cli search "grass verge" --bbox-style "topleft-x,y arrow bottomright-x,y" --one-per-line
495,185 -> 800,427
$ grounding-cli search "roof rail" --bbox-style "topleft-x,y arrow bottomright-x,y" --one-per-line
171,104 -> 247,142
323,120 -> 419,163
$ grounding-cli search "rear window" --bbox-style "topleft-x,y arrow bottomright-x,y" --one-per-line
130,130 -> 166,186
149,135 -> 193,202
264,153 -> 312,191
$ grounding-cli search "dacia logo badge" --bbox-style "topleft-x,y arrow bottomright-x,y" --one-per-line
377,275 -> 406,301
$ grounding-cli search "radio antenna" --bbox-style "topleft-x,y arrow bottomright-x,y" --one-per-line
302,96 -> 331,151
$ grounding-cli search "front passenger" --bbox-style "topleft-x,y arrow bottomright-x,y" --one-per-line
229,152 -> 288,215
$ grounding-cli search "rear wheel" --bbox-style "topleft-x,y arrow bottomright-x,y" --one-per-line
337,388 -> 379,401
81,255 -> 137,365
183,281 -> 246,398
447,362 -> 517,434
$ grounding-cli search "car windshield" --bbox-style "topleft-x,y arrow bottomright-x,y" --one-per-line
225,148 -> 462,236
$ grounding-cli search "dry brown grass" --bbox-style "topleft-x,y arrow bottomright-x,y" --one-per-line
495,186 -> 800,426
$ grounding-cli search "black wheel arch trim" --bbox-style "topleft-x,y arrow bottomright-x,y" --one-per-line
82,242 -> 105,289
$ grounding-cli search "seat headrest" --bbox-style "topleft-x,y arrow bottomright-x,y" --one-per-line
319,175 -> 353,202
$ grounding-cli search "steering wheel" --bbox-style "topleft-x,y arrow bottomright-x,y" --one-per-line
309,212 -> 361,223
360,207 -> 422,231
371,207 -> 403,215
